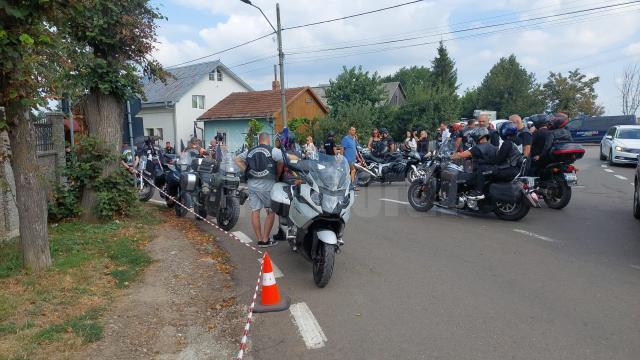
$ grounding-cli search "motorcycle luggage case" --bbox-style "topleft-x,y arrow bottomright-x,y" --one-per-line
179,172 -> 198,192
270,182 -> 292,217
548,143 -> 585,163
489,182 -> 522,203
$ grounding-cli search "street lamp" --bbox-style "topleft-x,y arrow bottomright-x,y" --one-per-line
240,0 -> 288,129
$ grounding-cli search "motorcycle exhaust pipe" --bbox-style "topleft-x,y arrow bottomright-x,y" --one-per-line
354,163 -> 376,177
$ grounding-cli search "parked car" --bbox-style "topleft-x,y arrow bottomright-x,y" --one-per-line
600,125 -> 640,165
566,115 -> 636,143
634,156 -> 640,219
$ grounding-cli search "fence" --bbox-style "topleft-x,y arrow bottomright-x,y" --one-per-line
34,116 -> 55,152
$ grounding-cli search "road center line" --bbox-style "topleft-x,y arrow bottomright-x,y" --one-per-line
258,257 -> 283,278
290,302 -> 327,350
614,175 -> 628,180
513,229 -> 557,243
232,231 -> 253,244
380,198 -> 409,205
604,169 -> 614,173
601,164 -> 608,168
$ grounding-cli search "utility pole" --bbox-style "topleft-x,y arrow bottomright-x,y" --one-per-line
241,0 -> 287,129
276,3 -> 287,129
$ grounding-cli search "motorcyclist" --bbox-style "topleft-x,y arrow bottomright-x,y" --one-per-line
491,122 -> 524,182
539,113 -> 573,163
455,119 -> 476,152
380,128 -> 395,154
451,127 -> 497,199
529,114 -> 550,173
477,114 -> 500,147
323,131 -> 337,155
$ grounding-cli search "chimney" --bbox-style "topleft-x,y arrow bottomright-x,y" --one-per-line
272,64 -> 280,92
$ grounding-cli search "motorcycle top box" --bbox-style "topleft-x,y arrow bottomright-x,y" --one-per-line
549,143 -> 585,163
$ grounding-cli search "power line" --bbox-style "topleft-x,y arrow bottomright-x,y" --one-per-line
282,0 -> 425,30
285,0 -> 640,56
165,32 -> 275,69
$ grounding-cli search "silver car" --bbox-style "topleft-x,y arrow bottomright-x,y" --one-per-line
599,125 -> 640,165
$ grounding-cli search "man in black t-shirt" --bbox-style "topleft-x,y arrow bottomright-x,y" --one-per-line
509,114 -> 532,158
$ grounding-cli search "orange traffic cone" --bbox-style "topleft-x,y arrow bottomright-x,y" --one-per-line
254,252 -> 290,313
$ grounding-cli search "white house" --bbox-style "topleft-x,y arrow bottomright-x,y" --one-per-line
139,60 -> 253,148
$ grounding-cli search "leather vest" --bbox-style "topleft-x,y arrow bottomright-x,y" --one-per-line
474,142 -> 497,165
245,144 -> 276,181
499,142 -> 523,169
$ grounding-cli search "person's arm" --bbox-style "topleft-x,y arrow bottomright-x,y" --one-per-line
452,150 -> 472,160
522,133 -> 532,157
493,142 -> 511,164
276,160 -> 284,179
235,151 -> 247,171
367,137 -> 373,149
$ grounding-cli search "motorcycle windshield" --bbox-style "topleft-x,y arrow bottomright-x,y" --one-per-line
302,153 -> 351,192
219,152 -> 240,175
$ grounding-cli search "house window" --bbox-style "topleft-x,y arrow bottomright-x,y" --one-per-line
305,96 -> 312,103
209,72 -> 216,81
192,95 -> 205,109
145,128 -> 154,137
156,128 -> 163,140
216,68 -> 223,81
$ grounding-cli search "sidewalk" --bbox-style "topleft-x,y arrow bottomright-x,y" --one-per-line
74,218 -> 245,360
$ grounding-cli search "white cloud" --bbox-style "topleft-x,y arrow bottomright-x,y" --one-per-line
623,42 -> 640,57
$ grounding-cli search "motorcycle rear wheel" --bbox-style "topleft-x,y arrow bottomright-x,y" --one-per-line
217,197 -> 240,231
175,192 -> 192,217
494,200 -> 530,221
544,177 -> 571,209
313,242 -> 336,288
407,179 -> 435,212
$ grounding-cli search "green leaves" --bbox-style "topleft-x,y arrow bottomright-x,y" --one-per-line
18,33 -> 34,45
542,69 -> 604,117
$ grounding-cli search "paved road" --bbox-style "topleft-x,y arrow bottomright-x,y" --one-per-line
195,146 -> 640,360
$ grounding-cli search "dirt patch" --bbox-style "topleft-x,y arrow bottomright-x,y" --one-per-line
74,218 -> 245,360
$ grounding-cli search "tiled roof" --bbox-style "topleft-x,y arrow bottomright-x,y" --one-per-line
141,60 -> 253,104
198,87 -> 311,120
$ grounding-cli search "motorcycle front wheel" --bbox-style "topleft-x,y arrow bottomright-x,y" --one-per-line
406,167 -> 419,183
217,196 -> 240,231
356,169 -> 373,187
494,200 -> 530,221
543,177 -> 571,209
137,178 -> 154,202
313,242 -> 336,288
175,192 -> 192,217
408,179 -> 435,212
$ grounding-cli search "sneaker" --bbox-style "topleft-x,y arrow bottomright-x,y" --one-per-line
257,239 -> 278,248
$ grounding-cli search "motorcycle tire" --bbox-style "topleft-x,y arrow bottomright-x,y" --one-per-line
195,206 -> 207,221
544,177 -> 571,210
137,179 -> 154,202
313,241 -> 336,288
217,197 -> 240,231
494,200 -> 530,221
407,179 -> 435,212
175,192 -> 192,217
356,170 -> 373,187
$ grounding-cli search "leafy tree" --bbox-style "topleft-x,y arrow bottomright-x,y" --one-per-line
459,87 -> 479,119
316,102 -> 377,144
244,119 -> 263,148
325,66 -> 385,111
543,69 -> 605,117
476,55 -> 545,118
382,66 -> 431,95
62,0 -> 167,220
0,1 -> 67,270
288,116 -> 321,143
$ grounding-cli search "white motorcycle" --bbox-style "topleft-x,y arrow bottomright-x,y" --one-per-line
270,152 -> 355,288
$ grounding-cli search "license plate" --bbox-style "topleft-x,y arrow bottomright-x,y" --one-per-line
564,173 -> 578,185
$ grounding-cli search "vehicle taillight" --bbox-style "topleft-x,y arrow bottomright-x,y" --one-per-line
552,168 -> 561,173
565,165 -> 575,173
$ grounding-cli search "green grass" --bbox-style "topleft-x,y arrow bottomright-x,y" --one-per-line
32,309 -> 105,344
0,241 -> 22,278
107,238 -> 151,288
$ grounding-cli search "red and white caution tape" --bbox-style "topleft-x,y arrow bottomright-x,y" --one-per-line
140,175 -> 263,254
236,252 -> 265,360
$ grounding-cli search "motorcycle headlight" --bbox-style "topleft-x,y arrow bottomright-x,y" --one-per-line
310,190 -> 322,206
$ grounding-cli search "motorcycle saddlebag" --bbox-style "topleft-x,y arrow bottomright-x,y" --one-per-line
548,143 -> 585,163
179,172 -> 198,192
489,182 -> 522,204
270,182 -> 291,217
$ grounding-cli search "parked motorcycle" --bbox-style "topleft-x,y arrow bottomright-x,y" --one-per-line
173,150 -> 197,217
530,143 -> 585,209
188,152 -> 243,230
270,152 -> 355,288
355,148 -> 421,187
407,140 -> 539,221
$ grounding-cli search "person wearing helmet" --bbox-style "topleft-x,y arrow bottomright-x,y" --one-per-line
539,112 -> 573,162
493,122 -> 524,178
324,130 -> 337,155
452,127 -> 497,199
379,127 -> 395,154
530,114 -> 551,159
455,119 -> 476,152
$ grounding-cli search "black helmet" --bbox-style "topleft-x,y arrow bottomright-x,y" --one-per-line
548,113 -> 569,130
379,127 -> 389,134
470,127 -> 490,142
531,114 -> 550,129
499,122 -> 518,141
327,130 -> 335,138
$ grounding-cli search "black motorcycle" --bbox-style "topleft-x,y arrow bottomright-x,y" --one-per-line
181,150 -> 244,230
531,143 -> 584,209
356,148 -> 421,186
407,140 -> 539,221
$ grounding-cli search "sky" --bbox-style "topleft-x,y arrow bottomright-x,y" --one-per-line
149,0 -> 640,116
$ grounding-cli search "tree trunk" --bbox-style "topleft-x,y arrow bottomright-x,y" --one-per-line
79,92 -> 124,221
6,102 -> 52,271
